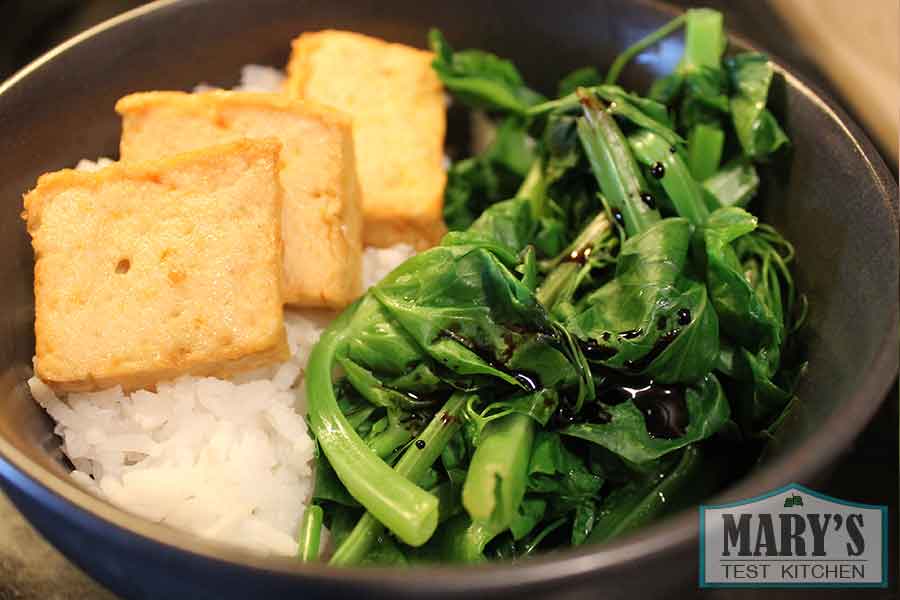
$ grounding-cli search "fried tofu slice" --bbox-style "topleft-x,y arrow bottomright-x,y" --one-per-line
23,139 -> 288,393
286,30 -> 447,249
115,91 -> 362,308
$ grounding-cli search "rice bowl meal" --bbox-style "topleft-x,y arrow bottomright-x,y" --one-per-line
21,8 -> 811,565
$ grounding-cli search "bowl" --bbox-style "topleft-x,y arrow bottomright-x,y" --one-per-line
0,0 -> 896,598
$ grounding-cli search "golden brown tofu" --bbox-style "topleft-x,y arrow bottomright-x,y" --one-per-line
115,91 -> 363,308
286,30 -> 447,249
23,139 -> 288,393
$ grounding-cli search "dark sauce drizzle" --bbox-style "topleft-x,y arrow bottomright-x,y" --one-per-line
596,372 -> 688,438
440,328 -> 541,392
567,246 -> 592,265
580,339 -> 618,361
624,328 -> 680,372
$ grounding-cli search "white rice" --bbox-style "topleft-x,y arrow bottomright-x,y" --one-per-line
29,248 -> 413,556
194,64 -> 286,94
33,63 -> 419,555
73,157 -> 114,172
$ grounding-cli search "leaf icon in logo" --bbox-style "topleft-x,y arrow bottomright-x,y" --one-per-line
783,493 -> 803,508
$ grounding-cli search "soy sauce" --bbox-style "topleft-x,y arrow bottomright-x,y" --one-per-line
581,339 -> 618,360
597,372 -> 688,438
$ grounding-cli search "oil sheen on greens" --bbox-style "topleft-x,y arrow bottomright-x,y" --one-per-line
302,8 -> 806,565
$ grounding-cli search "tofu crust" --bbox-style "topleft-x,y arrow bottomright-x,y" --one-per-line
286,30 -> 447,249
23,139 -> 289,393
116,91 -> 363,308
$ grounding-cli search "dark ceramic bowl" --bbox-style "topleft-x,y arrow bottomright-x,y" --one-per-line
0,1 -> 896,598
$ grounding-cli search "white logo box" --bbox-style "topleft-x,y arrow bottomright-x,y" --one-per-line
700,483 -> 887,588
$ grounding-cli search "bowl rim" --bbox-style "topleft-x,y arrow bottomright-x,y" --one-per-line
0,0 -> 896,593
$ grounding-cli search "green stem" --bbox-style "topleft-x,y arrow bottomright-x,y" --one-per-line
577,90 -> 661,237
523,517 -> 568,556
687,123 -> 725,181
605,14 -> 688,85
329,392 -> 470,565
536,208 -> 613,311
680,9 -> 725,72
542,209 -> 613,272
462,413 -> 535,530
297,505 -> 323,562
628,129 -> 710,226
517,158 -> 546,220
367,424 -> 414,460
306,303 -> 439,548
536,262 -> 579,310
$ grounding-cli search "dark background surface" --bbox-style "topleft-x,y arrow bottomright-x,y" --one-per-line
0,1 -> 895,598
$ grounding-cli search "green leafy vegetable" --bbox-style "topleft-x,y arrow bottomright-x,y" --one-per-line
562,374 -> 729,463
429,29 -> 544,115
462,413 -> 535,531
444,117 -> 537,231
703,160 -> 759,209
567,218 -> 719,383
297,505 -> 324,562
587,445 -> 711,543
726,53 -> 789,159
307,11 -> 803,565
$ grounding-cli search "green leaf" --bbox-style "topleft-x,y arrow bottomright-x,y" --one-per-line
562,374 -> 730,463
703,160 -> 759,209
572,500 -> 598,545
360,534 -> 410,566
343,295 -> 425,377
415,514 -> 503,563
726,52 -> 789,159
429,29 -> 544,114
312,445 -> 359,507
443,118 -> 536,231
446,195 -> 536,253
509,496 -> 547,540
338,356 -> 436,412
472,388 -> 561,433
526,432 -> 604,505
649,72 -> 684,105
587,445 -> 712,543
371,241 -> 579,393
567,218 -> 719,383
701,207 -> 782,351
